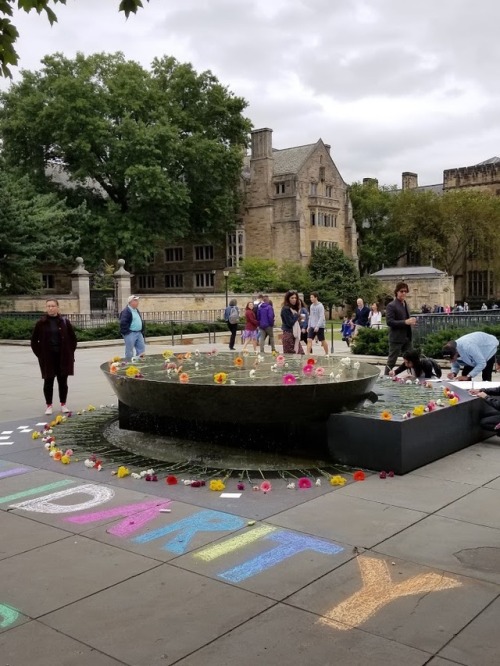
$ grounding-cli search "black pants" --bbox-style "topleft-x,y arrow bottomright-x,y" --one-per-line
461,355 -> 496,381
43,351 -> 68,405
227,323 -> 238,350
385,337 -> 412,374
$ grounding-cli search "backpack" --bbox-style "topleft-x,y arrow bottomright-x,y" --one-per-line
228,306 -> 239,324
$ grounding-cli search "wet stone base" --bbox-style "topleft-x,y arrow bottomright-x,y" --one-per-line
327,387 -> 485,475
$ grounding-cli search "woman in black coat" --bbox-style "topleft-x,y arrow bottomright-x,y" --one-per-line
30,299 -> 77,416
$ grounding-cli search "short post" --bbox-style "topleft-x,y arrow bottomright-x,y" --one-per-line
223,269 -> 229,307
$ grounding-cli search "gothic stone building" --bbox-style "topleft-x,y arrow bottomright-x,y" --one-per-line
133,127 -> 357,294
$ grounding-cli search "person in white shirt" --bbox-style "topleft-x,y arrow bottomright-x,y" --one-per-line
368,302 -> 382,329
306,292 -> 329,355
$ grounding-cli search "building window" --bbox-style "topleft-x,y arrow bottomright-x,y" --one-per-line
194,245 -> 214,261
227,230 -> 245,268
164,247 -> 184,262
325,185 -> 333,197
310,212 -> 316,226
164,274 -> 184,289
137,275 -> 155,289
42,274 -> 55,289
311,241 -> 337,253
319,166 -> 325,182
468,270 -> 494,298
309,182 -> 317,195
275,182 -> 286,195
315,212 -> 336,227
195,272 -> 215,288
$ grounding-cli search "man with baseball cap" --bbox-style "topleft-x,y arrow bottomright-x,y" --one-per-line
442,331 -> 498,381
119,295 -> 145,361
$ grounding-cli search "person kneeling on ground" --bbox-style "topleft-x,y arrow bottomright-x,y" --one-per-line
389,350 -> 442,380
470,387 -> 500,435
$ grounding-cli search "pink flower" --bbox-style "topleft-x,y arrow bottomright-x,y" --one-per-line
379,471 -> 387,479
314,366 -> 325,377
298,477 -> 312,489
260,480 -> 272,493
302,364 -> 313,375
275,355 -> 286,366
237,482 -> 245,490
283,373 -> 297,385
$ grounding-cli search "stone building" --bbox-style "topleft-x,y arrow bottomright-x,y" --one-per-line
395,157 -> 500,306
370,266 -> 455,313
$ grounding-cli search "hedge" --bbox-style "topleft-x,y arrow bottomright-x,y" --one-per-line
0,318 -> 227,341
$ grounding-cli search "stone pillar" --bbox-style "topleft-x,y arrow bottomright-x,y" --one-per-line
71,257 -> 91,315
113,259 -> 132,312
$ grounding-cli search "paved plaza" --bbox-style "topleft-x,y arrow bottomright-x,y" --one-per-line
1,340 -> 500,665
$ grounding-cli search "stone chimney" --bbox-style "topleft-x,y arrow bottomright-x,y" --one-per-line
251,128 -> 273,159
324,144 -> 331,154
363,177 -> 379,187
402,172 -> 418,190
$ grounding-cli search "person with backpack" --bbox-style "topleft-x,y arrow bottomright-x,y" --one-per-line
224,298 -> 240,351
257,295 -> 277,353
30,298 -> 77,415
389,350 -> 442,380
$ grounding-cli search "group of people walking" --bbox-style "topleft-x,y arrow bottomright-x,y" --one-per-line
224,291 -> 330,355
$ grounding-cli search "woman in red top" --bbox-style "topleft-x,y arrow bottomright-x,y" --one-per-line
242,301 -> 259,352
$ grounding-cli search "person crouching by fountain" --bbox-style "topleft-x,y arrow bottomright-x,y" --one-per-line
224,298 -> 240,351
469,386 -> 500,434
388,350 -> 442,380
242,301 -> 259,353
119,295 -> 145,361
281,290 -> 304,354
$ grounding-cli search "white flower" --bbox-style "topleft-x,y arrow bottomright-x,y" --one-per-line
315,478 -> 322,486
249,369 -> 256,378
146,468 -> 155,475
84,459 -> 94,468
183,479 -> 192,486
131,472 -> 142,479
335,374 -> 342,381
340,357 -> 351,367
195,349 -> 200,356
353,361 -> 360,370
194,362 -> 199,369
405,379 -> 413,385
286,482 -> 296,489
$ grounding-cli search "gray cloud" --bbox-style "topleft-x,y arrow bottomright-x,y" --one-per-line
1,0 -> 499,187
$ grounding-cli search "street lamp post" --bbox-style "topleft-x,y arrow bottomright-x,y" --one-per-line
223,270 -> 229,307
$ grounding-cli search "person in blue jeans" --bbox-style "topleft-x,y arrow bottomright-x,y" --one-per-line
119,295 -> 146,361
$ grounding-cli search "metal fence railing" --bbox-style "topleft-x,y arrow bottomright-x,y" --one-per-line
414,311 -> 500,344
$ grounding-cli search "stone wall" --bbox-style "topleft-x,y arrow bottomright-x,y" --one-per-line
443,163 -> 500,194
0,295 -> 80,314
375,276 -> 455,312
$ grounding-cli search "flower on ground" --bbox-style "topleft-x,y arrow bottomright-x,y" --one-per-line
249,369 -> 256,379
449,397 -> 459,406
282,373 -> 297,385
306,358 -> 316,365
117,466 -> 130,478
381,411 -> 392,421
237,482 -> 245,491
53,450 -> 62,461
302,364 -> 314,375
112,356 -> 122,362
276,354 -> 286,366
353,361 -> 360,370
210,479 -> 226,491
330,475 -> 347,486
214,372 -> 228,384
353,470 -> 366,481
260,480 -> 272,493
314,367 -> 325,377
379,470 -> 387,479
60,455 -> 71,464
412,405 -> 425,417
298,477 -> 312,489
234,356 -> 244,367
179,372 -> 190,384
125,366 -> 140,378
32,431 -> 40,440
166,475 -> 178,485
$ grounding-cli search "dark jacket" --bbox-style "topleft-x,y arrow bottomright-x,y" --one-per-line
483,386 -> 500,411
257,302 -> 275,329
281,306 -> 299,332
393,358 -> 440,379
31,315 -> 77,379
352,305 -> 370,327
386,298 -> 412,344
119,306 -> 145,336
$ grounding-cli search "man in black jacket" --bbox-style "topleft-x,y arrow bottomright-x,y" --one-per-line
384,281 -> 417,375
470,387 -> 500,433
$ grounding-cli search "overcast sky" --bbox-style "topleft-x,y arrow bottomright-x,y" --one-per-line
2,0 -> 499,187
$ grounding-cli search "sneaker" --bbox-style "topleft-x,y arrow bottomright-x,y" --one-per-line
61,404 -> 70,414
45,405 -> 53,415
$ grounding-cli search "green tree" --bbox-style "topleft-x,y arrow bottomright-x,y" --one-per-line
308,246 -> 361,316
0,165 -> 88,293
0,0 -> 148,77
349,180 -> 402,274
391,188 -> 500,276
0,52 -> 251,266
228,258 -> 279,293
